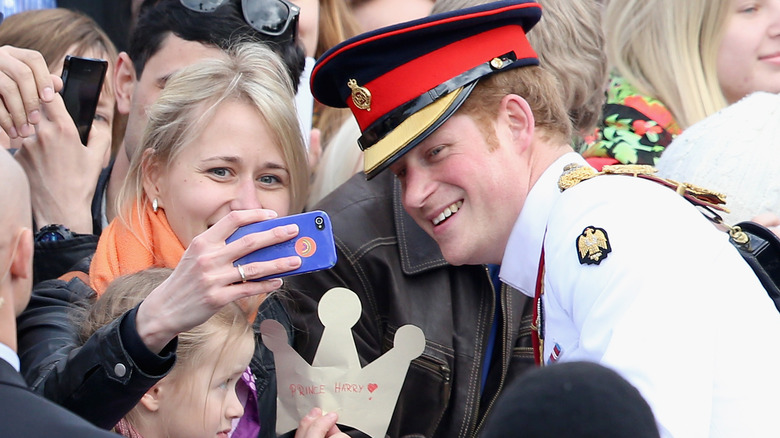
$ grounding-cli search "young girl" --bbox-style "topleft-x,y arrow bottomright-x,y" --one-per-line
82,269 -> 348,438
80,268 -> 255,438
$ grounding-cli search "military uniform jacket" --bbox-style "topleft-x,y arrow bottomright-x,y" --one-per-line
500,152 -> 780,437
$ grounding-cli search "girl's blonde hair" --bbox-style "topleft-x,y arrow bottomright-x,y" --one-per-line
604,0 -> 731,129
118,40 -> 310,233
79,267 -> 254,428
80,268 -> 253,359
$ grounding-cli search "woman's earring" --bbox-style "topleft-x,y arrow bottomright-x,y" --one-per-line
152,198 -> 159,213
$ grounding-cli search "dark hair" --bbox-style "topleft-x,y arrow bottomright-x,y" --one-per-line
481,361 -> 660,438
130,0 -> 304,91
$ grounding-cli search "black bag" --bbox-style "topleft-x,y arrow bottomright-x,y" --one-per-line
728,221 -> 780,312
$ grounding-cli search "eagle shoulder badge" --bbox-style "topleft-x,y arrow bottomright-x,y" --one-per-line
576,226 -> 611,265
347,79 -> 371,111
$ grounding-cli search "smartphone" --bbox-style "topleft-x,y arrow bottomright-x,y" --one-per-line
60,55 -> 108,145
226,210 -> 338,281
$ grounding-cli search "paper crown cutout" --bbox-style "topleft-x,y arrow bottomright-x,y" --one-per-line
260,287 -> 425,437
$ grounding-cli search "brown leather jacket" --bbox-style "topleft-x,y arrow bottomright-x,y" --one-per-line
283,171 -> 535,438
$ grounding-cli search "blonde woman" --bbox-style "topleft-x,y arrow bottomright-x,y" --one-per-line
17,41 -> 315,434
582,0 -> 780,167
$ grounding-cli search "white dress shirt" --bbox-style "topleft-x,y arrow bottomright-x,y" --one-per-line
0,341 -> 20,372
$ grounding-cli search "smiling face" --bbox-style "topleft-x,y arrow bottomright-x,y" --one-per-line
155,327 -> 255,438
717,0 -> 780,103
146,99 -> 292,247
390,113 -> 528,266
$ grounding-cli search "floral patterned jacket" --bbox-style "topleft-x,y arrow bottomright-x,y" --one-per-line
581,73 -> 682,166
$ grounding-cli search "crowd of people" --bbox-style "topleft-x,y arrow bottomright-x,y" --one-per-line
1,0 -> 779,437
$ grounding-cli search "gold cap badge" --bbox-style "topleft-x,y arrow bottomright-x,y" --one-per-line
576,226 -> 611,265
348,79 -> 372,111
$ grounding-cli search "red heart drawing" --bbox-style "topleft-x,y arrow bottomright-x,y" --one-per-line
367,383 -> 378,393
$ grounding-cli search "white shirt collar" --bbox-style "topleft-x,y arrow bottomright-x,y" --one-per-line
499,152 -> 588,296
0,341 -> 20,372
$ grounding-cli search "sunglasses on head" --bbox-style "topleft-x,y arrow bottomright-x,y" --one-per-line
180,0 -> 300,43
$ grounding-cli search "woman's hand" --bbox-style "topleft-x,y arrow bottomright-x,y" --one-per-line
295,408 -> 349,438
135,209 -> 303,353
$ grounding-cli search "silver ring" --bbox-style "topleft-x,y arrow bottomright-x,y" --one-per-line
237,264 -> 247,283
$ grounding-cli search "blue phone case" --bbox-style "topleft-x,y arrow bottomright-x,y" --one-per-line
226,210 -> 337,281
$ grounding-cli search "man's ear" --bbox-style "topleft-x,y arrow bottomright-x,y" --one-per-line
139,383 -> 164,413
115,52 -> 137,116
141,149 -> 164,209
499,94 -> 535,152
307,127 -> 322,175
9,228 -> 32,281
10,228 -> 33,316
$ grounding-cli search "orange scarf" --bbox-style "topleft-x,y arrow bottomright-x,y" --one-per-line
89,202 -> 184,296
88,202 -> 264,321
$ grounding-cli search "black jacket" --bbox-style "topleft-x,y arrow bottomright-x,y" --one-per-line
17,255 -> 289,436
17,256 -> 176,429
284,172 -> 536,438
0,358 -> 119,437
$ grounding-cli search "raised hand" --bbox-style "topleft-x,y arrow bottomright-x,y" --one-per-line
13,92 -> 111,234
0,45 -> 61,138
135,209 -> 303,353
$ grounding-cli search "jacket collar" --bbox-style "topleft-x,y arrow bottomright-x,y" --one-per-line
0,357 -> 27,389
392,176 -> 450,275
0,342 -> 18,372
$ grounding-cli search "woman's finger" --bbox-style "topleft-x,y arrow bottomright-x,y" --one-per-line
0,47 -> 55,134
205,209 -> 280,241
233,255 -> 301,283
222,222 -> 299,262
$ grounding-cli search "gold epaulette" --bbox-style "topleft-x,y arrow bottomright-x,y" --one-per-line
557,163 -> 729,213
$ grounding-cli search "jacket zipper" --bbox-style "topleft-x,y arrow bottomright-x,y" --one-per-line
473,273 -> 510,434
